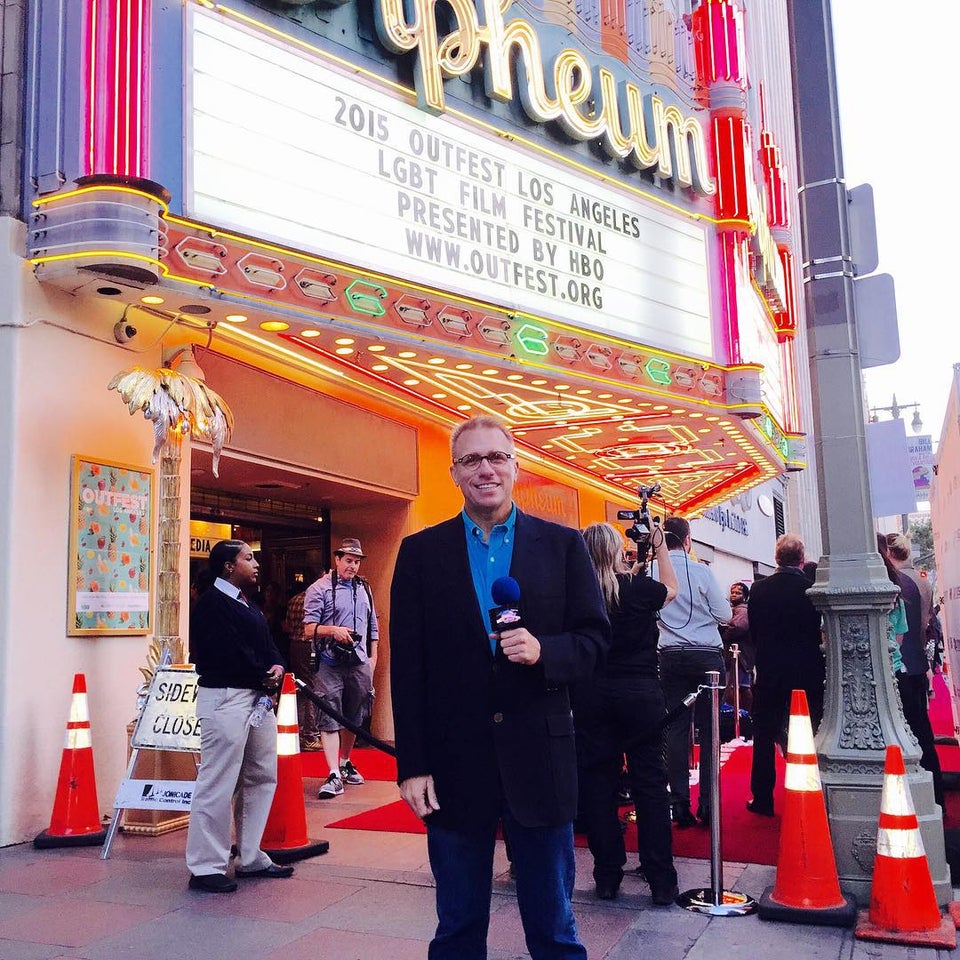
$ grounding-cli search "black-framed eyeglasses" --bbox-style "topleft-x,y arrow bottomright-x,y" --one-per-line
452,451 -> 515,470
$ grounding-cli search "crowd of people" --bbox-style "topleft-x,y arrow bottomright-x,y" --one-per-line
184,413 -> 946,960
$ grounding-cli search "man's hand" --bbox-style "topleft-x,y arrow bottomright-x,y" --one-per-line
399,775 -> 439,818
496,627 -> 541,665
264,664 -> 284,690
329,625 -> 355,645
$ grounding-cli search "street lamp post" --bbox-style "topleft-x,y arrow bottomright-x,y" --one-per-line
786,1 -> 948,904
869,394 -> 923,435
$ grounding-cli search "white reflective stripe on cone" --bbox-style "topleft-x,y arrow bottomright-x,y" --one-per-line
276,693 -> 297,727
786,713 -> 816,753
68,693 -> 90,724
877,827 -> 926,859
65,728 -> 93,749
784,761 -> 822,792
277,732 -> 300,756
880,775 -> 914,816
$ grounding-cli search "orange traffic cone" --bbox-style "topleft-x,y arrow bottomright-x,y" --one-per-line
854,745 -> 955,948
758,689 -> 856,926
261,673 -> 329,864
34,673 -> 107,848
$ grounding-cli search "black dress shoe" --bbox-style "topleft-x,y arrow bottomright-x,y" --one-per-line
595,879 -> 620,901
235,863 -> 295,879
188,873 -> 238,893
746,799 -> 775,817
650,883 -> 680,906
672,806 -> 698,829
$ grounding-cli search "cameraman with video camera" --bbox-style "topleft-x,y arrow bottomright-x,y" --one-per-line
304,538 -> 378,799
655,517 -> 731,828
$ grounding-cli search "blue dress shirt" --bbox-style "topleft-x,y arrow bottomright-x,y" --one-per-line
462,505 -> 517,653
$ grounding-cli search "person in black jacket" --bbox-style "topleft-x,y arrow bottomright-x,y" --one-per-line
575,522 -> 678,904
185,540 -> 290,892
746,534 -> 824,816
390,415 -> 609,960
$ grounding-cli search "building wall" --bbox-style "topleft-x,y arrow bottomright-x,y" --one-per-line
0,224 -> 192,844
689,478 -> 779,583
930,366 -> 960,735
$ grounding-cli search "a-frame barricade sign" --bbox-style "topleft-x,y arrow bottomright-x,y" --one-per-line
101,664 -> 200,859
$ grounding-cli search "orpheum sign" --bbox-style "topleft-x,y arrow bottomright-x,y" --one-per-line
272,0 -> 714,197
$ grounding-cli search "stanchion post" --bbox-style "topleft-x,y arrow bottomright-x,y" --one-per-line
730,644 -> 741,741
678,670 -> 757,916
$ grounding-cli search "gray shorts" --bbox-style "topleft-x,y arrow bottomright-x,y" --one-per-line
313,660 -> 373,733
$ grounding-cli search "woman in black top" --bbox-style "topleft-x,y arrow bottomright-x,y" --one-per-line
574,522 -> 678,904
185,540 -> 288,892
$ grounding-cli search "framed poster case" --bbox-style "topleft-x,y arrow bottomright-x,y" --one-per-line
67,455 -> 154,635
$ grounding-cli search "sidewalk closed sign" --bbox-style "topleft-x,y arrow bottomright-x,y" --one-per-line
131,665 -> 202,752
104,665 -> 202,858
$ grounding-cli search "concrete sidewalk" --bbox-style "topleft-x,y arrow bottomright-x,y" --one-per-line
0,774 -> 955,959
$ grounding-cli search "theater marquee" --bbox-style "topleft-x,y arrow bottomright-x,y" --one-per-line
187,8 -> 714,359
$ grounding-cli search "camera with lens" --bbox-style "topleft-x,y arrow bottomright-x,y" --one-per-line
317,629 -> 364,668
617,483 -> 662,559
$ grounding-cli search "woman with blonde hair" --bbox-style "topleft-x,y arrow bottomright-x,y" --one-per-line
574,521 -> 678,904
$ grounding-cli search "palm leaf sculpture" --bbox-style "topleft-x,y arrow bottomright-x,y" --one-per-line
108,363 -> 234,680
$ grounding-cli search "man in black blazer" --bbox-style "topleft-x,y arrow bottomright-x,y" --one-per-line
746,533 -> 824,816
390,415 -> 609,960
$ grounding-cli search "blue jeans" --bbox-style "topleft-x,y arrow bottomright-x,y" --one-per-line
426,809 -> 586,960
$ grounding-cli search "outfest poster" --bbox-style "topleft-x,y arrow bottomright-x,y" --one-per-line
68,456 -> 154,635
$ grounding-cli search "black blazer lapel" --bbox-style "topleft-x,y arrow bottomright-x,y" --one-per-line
509,509 -> 541,583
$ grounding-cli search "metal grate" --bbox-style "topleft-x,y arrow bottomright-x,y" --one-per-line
773,497 -> 785,538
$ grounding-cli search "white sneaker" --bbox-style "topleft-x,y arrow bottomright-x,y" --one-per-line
318,772 -> 344,798
339,759 -> 365,785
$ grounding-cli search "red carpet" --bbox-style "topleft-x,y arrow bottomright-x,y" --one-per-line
930,672 -> 955,738
929,672 -> 960,828
300,745 -> 397,782
326,744 -> 784,866
671,744 -> 782,864
328,799 -> 423,834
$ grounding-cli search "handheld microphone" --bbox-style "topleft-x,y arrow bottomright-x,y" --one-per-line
489,576 -> 524,633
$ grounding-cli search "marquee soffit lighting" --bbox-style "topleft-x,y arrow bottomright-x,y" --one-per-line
271,327 -> 780,512
210,315 -> 777,514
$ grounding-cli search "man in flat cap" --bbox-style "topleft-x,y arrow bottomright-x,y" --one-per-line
304,538 -> 378,798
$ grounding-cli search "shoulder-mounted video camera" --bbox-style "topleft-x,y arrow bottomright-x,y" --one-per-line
617,483 -> 662,561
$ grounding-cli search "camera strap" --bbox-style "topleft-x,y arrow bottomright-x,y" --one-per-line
355,577 -> 376,653
327,570 -> 373,655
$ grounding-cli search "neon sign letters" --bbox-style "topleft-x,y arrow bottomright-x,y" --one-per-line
374,0 -> 715,196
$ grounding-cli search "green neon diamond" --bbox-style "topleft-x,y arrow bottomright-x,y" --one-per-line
345,280 -> 387,317
514,323 -> 550,356
644,357 -> 672,386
